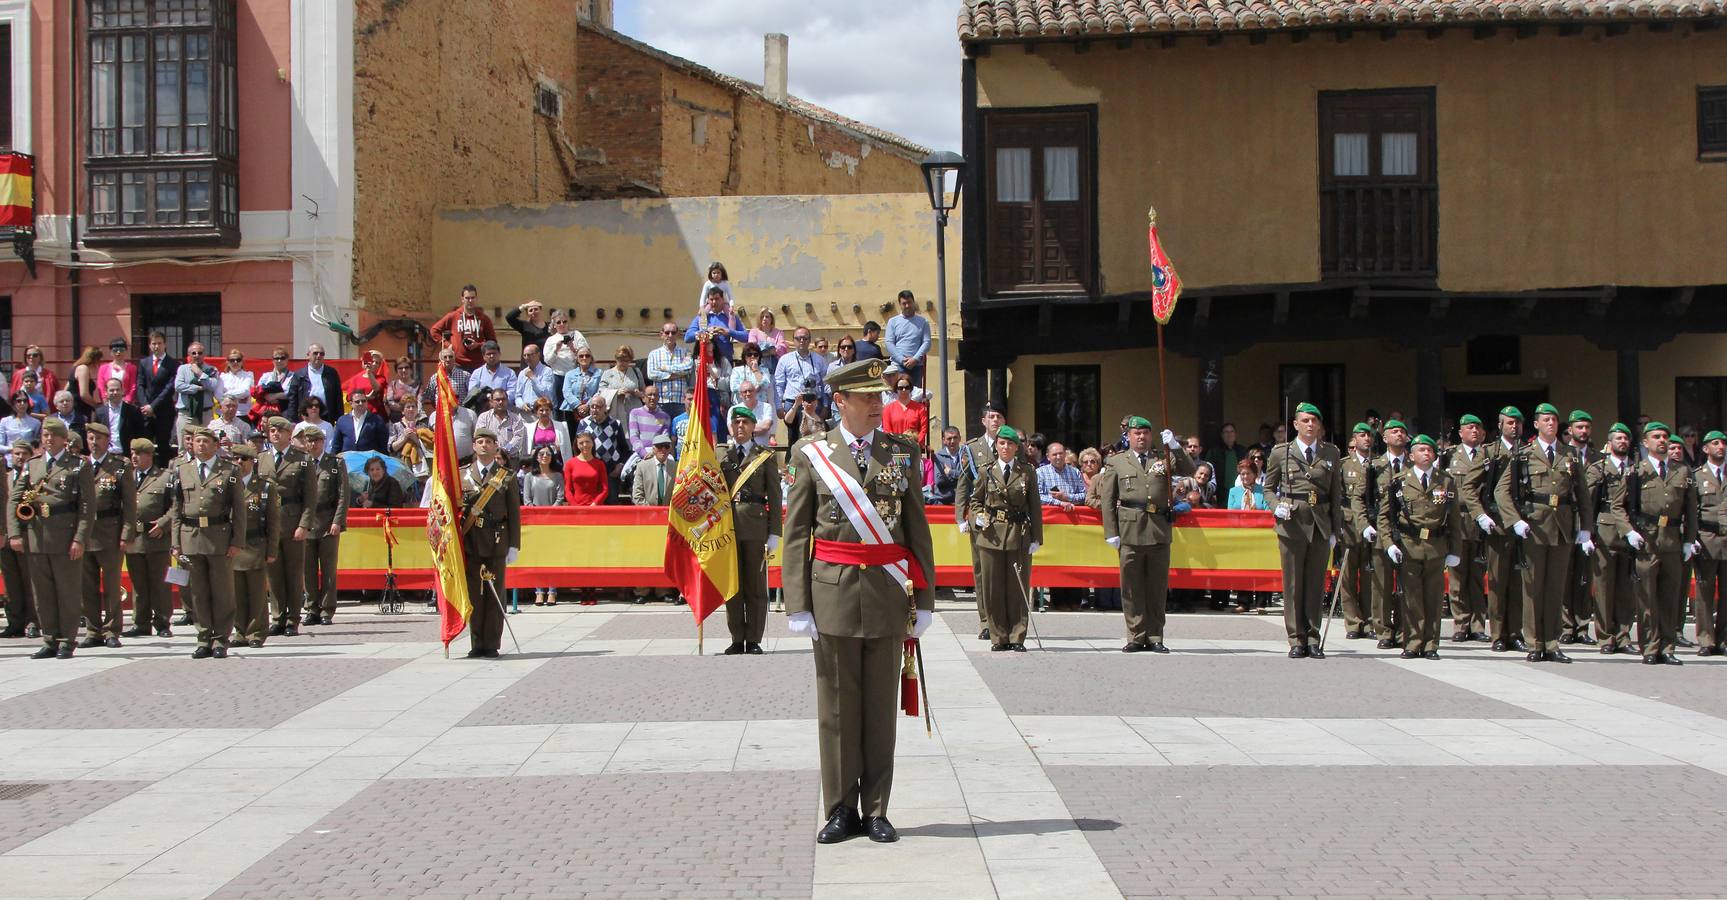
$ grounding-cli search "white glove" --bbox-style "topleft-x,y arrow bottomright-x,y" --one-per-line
787,611 -> 818,641
1105,536 -> 1120,549
1328,534 -> 1337,552
1161,429 -> 1180,450
1362,525 -> 1377,543
1027,542 -> 1041,555
1627,530 -> 1646,551
1512,521 -> 1531,540
914,609 -> 931,638
1273,505 -> 1291,521
1580,538 -> 1596,557
1386,544 -> 1404,565
506,547 -> 520,565
957,520 -> 970,534
1476,514 -> 1497,534
1684,541 -> 1698,562
1444,554 -> 1461,568
764,535 -> 781,556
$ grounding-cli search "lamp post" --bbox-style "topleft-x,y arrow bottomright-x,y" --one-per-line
920,150 -> 966,433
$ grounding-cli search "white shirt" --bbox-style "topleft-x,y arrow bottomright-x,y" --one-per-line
305,364 -> 327,403
218,368 -> 255,414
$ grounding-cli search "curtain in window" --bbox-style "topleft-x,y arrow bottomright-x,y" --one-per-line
995,147 -> 1031,203
1333,133 -> 1369,177
1043,146 -> 1079,202
1381,132 -> 1418,177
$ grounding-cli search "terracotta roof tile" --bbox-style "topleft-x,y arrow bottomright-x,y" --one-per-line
958,0 -> 1726,39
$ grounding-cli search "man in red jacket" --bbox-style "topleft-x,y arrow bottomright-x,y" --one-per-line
430,285 -> 497,369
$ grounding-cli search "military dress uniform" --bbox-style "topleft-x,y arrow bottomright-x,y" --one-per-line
0,445 -> 35,637
783,359 -> 936,842
1581,442 -> 1638,653
1442,437 -> 1490,639
259,431 -> 315,630
953,411 -> 1002,637
122,441 -> 177,636
969,427 -> 1043,650
7,432 -> 95,657
1463,421 -> 1526,650
1336,441 -> 1377,638
1096,428 -> 1193,652
1261,415 -> 1342,657
1494,423 -> 1584,659
1689,439 -> 1727,654
232,450 -> 281,647
460,447 -> 521,658
80,428 -> 136,646
171,446 -> 247,656
721,429 -> 782,653
1367,452 -> 1407,646
1377,452 -> 1463,656
1616,434 -> 1697,662
302,450 -> 349,624
1560,431 -> 1603,644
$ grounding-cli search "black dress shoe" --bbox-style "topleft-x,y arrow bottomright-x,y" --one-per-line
978,628 -> 990,641
283,626 -> 299,637
1576,635 -> 1597,645
1470,631 -> 1492,643
866,816 -> 899,843
104,636 -> 121,649
24,624 -> 39,639
1661,653 -> 1684,665
1307,646 -> 1325,660
1643,655 -> 1660,665
1010,643 -> 1027,652
1289,645 -> 1309,659
746,643 -> 764,655
1422,650 -> 1441,660
1526,650 -> 1545,662
1600,644 -> 1616,655
723,642 -> 745,656
1676,635 -> 1697,649
211,645 -> 228,659
1149,642 -> 1169,653
303,615 -> 323,626
482,649 -> 501,659
248,639 -> 265,648
1558,634 -> 1575,644
1549,649 -> 1571,664
990,643 -> 1009,652
121,627 -> 149,639
1376,638 -> 1396,649
156,627 -> 173,638
1400,649 -> 1419,659
191,645 -> 212,659
1451,632 -> 1468,643
817,807 -> 860,844
1512,638 -> 1531,652
30,644 -> 56,660
1491,639 -> 1508,652
267,623 -> 285,637
56,642 -> 73,659
1122,642 -> 1147,653
173,614 -> 192,627
0,629 -> 22,638
77,636 -> 103,649
464,649 -> 483,658
1617,645 -> 1641,655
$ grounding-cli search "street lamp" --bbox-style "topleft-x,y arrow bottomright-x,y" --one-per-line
920,150 -> 965,433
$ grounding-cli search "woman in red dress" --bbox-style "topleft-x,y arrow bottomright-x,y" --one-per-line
561,431 -> 609,604
880,372 -> 929,451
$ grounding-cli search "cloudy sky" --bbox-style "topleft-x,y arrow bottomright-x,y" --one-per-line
613,0 -> 964,154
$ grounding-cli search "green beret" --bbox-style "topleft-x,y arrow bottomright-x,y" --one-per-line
1411,434 -> 1437,449
1124,415 -> 1153,430
1351,422 -> 1371,434
825,358 -> 891,395
1458,414 -> 1483,427
129,438 -> 157,453
1534,402 -> 1560,418
1568,409 -> 1592,424
84,422 -> 109,437
473,427 -> 499,441
1643,421 -> 1671,438
189,426 -> 215,440
228,444 -> 257,461
1383,419 -> 1408,433
39,418 -> 69,439
995,425 -> 1023,443
1499,406 -> 1524,421
729,405 -> 756,423
266,416 -> 293,430
10,440 -> 31,453
1705,430 -> 1727,444
1295,402 -> 1322,418
1608,422 -> 1632,437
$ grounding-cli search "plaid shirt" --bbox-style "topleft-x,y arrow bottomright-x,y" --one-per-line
646,346 -> 693,406
577,415 -> 630,472
1037,462 -> 1086,504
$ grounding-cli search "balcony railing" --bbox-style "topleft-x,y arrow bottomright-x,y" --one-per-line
1320,182 -> 1436,280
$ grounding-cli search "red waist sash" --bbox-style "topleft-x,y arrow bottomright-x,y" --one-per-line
811,538 -> 930,589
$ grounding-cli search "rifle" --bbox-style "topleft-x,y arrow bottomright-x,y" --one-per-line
1463,448 -> 1489,567
1508,448 -> 1532,572
1627,456 -> 1646,583
1387,471 -> 1409,609
1362,457 -> 1380,575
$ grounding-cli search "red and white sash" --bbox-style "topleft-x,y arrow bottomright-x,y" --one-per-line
801,439 -> 909,586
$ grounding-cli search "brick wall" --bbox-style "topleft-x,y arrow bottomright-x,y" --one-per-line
571,25 -> 665,196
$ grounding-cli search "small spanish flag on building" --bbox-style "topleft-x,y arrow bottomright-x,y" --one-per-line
0,153 -> 32,229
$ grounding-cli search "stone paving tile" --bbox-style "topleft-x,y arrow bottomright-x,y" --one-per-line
941,610 -> 1285,643
460,655 -> 816,726
1049,765 -> 1727,899
591,611 -> 794,641
1540,656 -> 1727,721
0,779 -> 150,855
973,654 -> 1540,719
212,772 -> 816,899
0,659 -> 410,730
284,614 -> 446,645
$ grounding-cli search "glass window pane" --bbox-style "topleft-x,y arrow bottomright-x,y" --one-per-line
1381,132 -> 1418,177
994,147 -> 1031,203
154,171 -> 181,224
1333,133 -> 1368,177
121,172 -> 146,225
185,170 -> 210,223
1042,146 -> 1079,202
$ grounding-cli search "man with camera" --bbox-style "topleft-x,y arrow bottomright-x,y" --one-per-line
431,284 -> 497,370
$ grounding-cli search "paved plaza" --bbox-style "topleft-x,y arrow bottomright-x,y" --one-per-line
0,600 -> 1723,898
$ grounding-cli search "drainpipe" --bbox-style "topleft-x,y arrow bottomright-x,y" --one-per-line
68,4 -> 82,352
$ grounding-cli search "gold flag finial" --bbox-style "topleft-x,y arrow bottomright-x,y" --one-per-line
1147,205 -> 1158,227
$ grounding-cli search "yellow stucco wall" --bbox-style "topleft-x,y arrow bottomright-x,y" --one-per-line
975,27 -> 1727,294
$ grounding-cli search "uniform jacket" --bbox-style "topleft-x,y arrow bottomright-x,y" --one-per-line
1261,438 -> 1342,542
169,455 -> 246,555
1462,439 -> 1517,528
123,466 -> 176,554
1337,453 -> 1375,547
301,453 -> 350,535
1443,443 -> 1490,541
259,444 -> 315,532
233,473 -> 280,571
461,460 -> 522,557
1493,439 -> 1583,546
721,442 -> 782,545
1377,465 -> 1463,560
86,453 -> 136,553
1614,456 -> 1699,554
1097,447 -> 1194,546
968,456 -> 1044,551
1693,460 -> 1727,559
783,428 -> 936,639
1582,454 -> 1634,553
6,451 -> 94,553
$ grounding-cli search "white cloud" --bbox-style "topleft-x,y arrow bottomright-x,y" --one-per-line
613,0 -> 963,154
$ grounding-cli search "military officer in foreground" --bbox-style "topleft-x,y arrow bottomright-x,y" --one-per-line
1690,430 -> 1727,655
1378,435 -> 1462,659
954,401 -> 1007,639
298,424 -> 348,626
230,446 -> 279,648
122,438 -> 177,637
8,419 -> 94,659
971,424 -> 1043,652
460,427 -> 520,659
1261,402 -> 1341,659
1096,415 -> 1191,653
1559,410 -> 1602,645
1443,415 -> 1491,642
0,440 -> 35,638
260,417 -> 314,635
721,405 -> 781,656
1495,403 -> 1588,663
1464,407 -> 1528,653
1336,423 -> 1377,640
784,358 -> 935,845
1618,422 -> 1697,664
80,422 -> 135,649
1581,423 -> 1638,654
172,427 -> 246,658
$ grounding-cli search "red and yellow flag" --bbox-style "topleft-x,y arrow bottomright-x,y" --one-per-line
427,366 -> 471,647
663,338 -> 739,624
0,154 -> 31,229
1147,206 -> 1182,325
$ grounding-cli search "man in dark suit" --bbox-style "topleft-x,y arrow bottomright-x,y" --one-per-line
331,388 -> 388,453
89,377 -> 146,456
138,331 -> 179,466
284,343 -> 345,423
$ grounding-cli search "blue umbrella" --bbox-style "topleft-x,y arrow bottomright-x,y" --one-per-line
339,451 -> 417,495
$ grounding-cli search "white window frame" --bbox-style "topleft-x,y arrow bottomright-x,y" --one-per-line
0,0 -> 31,154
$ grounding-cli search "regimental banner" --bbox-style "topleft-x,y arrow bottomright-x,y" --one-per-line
335,507 -> 1283,592
1147,206 -> 1182,325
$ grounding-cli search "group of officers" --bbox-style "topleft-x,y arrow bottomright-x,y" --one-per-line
2,416 -> 348,659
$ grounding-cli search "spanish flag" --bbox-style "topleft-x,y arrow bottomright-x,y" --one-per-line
427,366 -> 471,647
0,153 -> 31,229
664,337 -> 738,625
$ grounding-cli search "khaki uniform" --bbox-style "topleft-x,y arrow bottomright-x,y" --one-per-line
953,435 -> 994,630
7,452 -> 94,648
1462,439 -> 1524,644
1494,440 -> 1584,653
461,460 -> 521,655
1581,454 -> 1637,650
1261,439 -> 1342,648
301,453 -> 349,620
1560,444 -> 1603,641
722,442 -> 782,646
171,456 -> 247,648
259,444 -> 314,627
783,429 -> 935,821
1368,455 -> 1407,643
1335,452 -> 1377,634
969,456 -> 1044,646
1096,447 -> 1194,647
1691,461 -> 1727,649
1442,444 -> 1489,636
1616,457 -> 1698,658
232,473 -> 281,644
1377,466 -> 1463,653
0,461 -> 34,634
122,466 -> 177,633
82,453 -> 135,641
